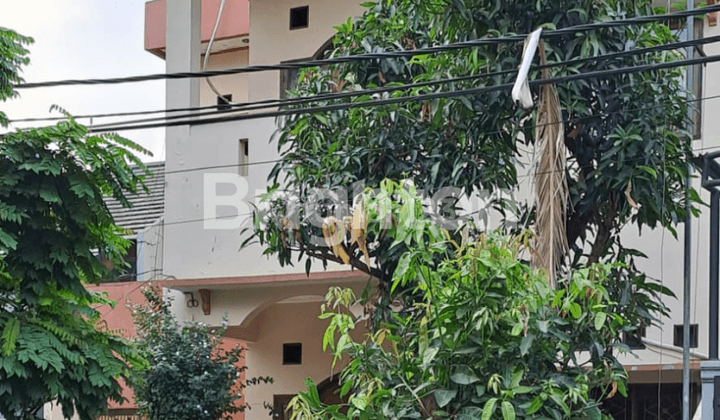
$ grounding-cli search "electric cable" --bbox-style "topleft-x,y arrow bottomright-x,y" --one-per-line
5,88 -> 718,182
203,0 -> 231,104
13,3 -> 720,90
86,52 -> 720,133
155,91 -> 720,186
9,34 -> 719,125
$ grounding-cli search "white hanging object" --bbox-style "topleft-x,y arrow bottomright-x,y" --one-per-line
511,28 -> 543,111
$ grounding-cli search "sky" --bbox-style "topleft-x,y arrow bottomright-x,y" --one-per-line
1,0 -> 166,162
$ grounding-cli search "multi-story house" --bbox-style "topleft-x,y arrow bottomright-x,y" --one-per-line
50,1 -> 720,419
143,1 -> 371,419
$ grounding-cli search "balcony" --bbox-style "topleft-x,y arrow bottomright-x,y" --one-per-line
144,0 -> 250,59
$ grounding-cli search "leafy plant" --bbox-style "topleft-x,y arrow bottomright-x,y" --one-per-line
286,182 -> 668,420
0,27 -> 149,420
248,0 -> 698,298
130,285 -> 272,420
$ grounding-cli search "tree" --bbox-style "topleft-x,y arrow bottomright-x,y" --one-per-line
130,285 -> 272,420
249,0 -> 695,310
0,28 -> 148,420
286,181 -> 659,420
245,1 -> 690,417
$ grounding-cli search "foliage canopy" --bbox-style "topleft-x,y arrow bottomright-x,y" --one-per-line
131,286 -> 272,420
0,27 -> 149,420
251,0 -> 697,292
287,181 -> 664,420
244,1 -> 694,415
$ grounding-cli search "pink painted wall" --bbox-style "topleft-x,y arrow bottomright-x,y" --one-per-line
88,282 -> 148,410
145,0 -> 250,53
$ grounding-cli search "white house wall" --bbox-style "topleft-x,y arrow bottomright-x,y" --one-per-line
199,49 -> 250,106
614,19 -> 720,365
247,0 -> 365,102
243,300 -> 366,416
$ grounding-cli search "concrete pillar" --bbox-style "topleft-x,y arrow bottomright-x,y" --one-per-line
163,0 -> 201,277
165,0 -> 201,111
701,360 -> 720,419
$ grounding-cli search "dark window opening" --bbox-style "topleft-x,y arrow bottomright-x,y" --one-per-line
283,343 -> 302,365
217,94 -> 232,111
290,6 -> 309,30
673,323 -> 698,348
239,139 -> 248,177
279,38 -> 334,98
624,324 -> 647,350
279,61 -> 303,99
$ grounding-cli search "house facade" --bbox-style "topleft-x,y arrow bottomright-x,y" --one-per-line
145,0 -> 371,418
50,1 -> 720,419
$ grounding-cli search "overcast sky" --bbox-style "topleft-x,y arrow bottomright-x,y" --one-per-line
2,0 -> 166,161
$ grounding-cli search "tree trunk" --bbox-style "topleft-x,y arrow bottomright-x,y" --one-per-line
588,195 -> 618,265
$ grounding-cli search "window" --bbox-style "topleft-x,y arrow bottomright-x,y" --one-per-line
673,323 -> 698,348
279,63 -> 302,99
623,324 -> 646,350
217,94 -> 232,111
283,343 -> 302,365
279,38 -> 334,98
290,6 -> 309,30
239,139 -> 248,177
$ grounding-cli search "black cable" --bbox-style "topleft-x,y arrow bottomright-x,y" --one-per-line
158,92 -> 720,177
87,52 -> 720,133
11,34 -> 719,125
49,35 -> 718,131
103,92 -> 720,232
13,4 -> 720,90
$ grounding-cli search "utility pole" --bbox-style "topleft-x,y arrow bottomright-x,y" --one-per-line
683,1 -> 694,419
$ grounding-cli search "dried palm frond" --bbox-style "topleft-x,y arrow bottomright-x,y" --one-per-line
532,40 -> 569,288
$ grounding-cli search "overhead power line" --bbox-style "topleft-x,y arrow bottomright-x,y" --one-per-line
152,91 -> 720,178
14,34 -> 717,126
87,52 -> 720,133
76,92 -> 720,234
13,4 -> 720,90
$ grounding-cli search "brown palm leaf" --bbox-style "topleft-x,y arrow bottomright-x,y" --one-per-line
532,40 -> 569,288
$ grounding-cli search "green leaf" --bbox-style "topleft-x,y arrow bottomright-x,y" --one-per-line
594,312 -> 607,330
1,319 -> 19,356
538,320 -> 549,333
304,377 -> 321,406
0,229 -> 18,251
422,346 -> 439,368
501,401 -> 516,420
510,367 -> 523,388
569,303 -> 582,319
586,406 -> 602,420
434,389 -> 457,408
451,370 -> 480,385
519,334 -> 535,356
350,395 -> 367,410
637,165 -> 658,178
481,398 -> 498,420
617,380 -> 628,397
526,396 -> 543,415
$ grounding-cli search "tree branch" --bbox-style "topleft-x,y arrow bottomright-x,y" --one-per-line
301,245 -> 387,281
